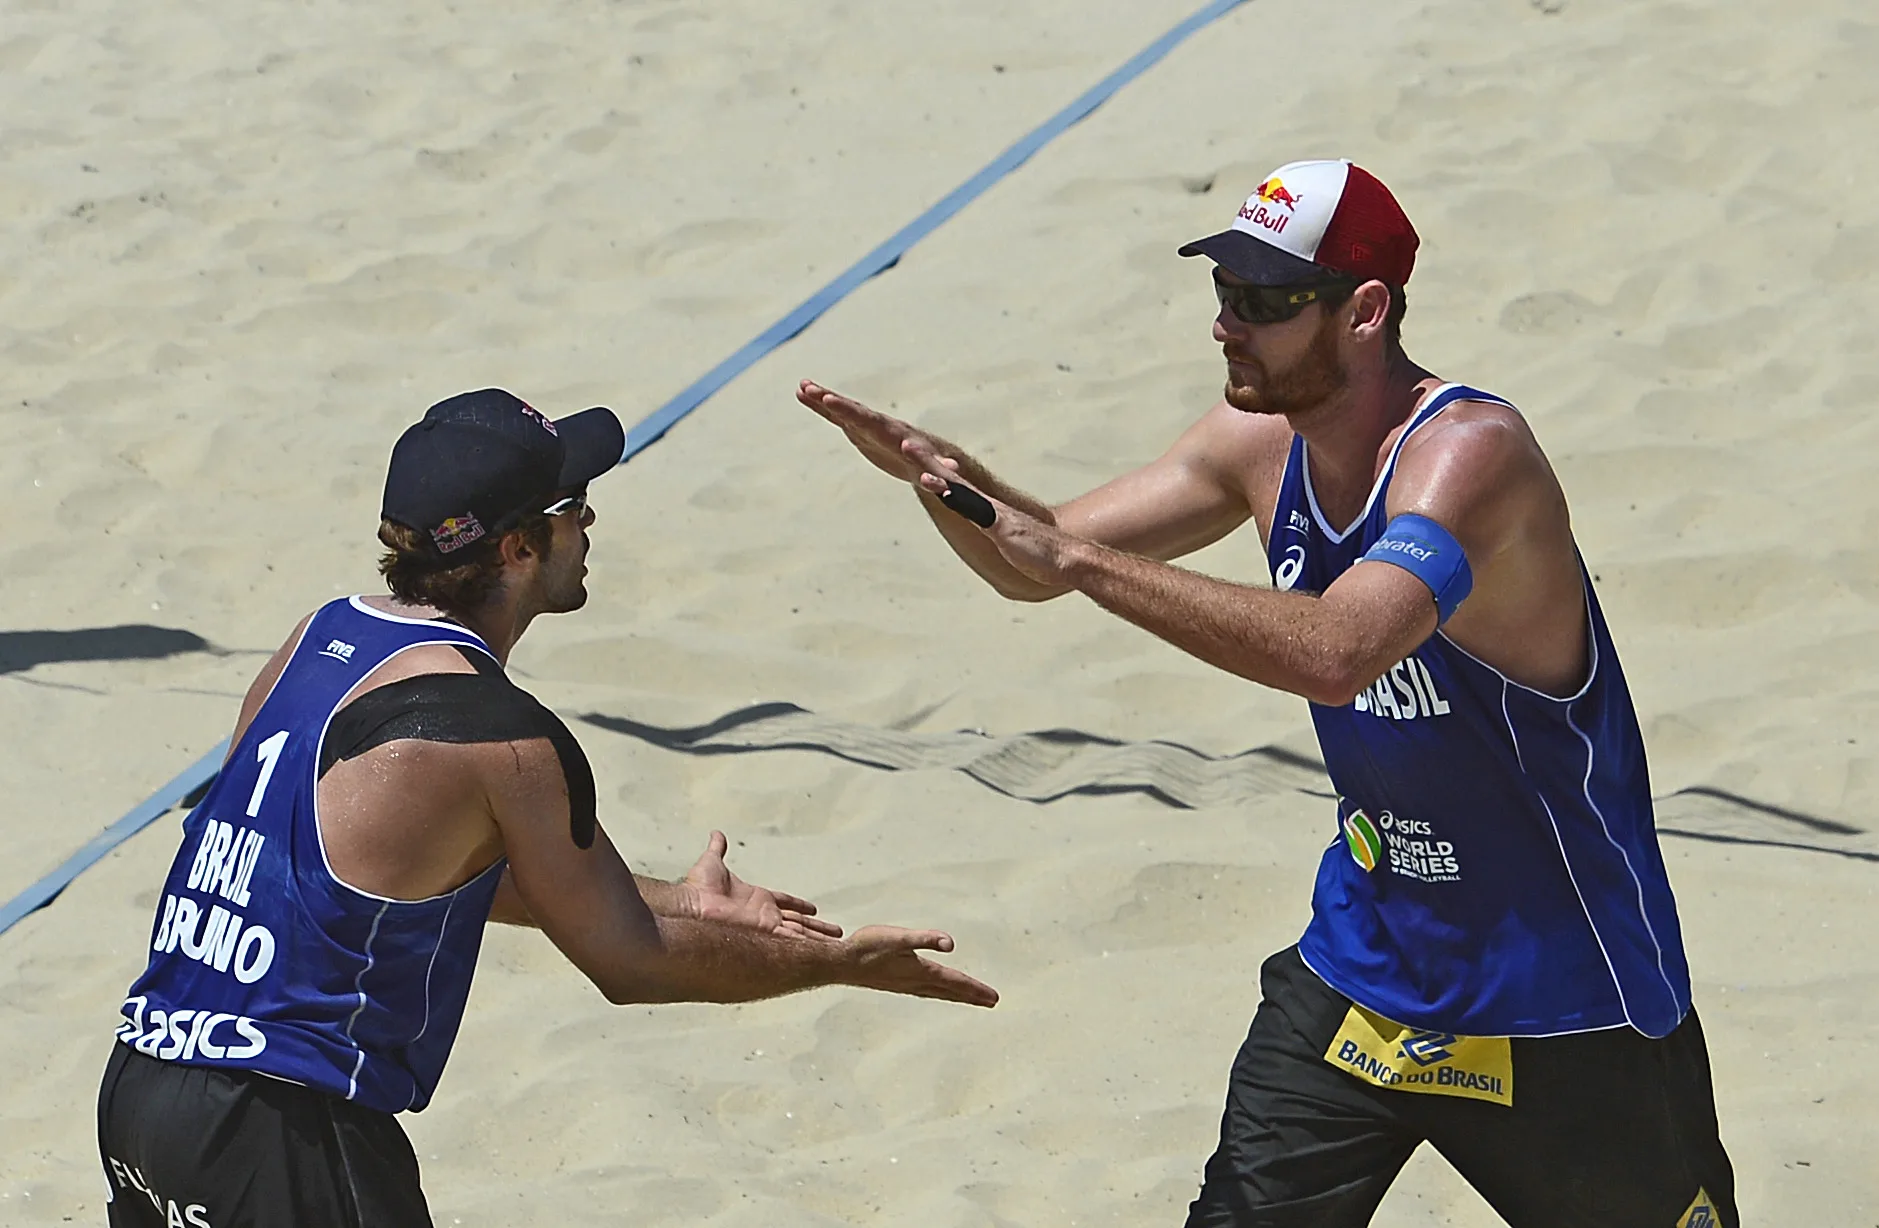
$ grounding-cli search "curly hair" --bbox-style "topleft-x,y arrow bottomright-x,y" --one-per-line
377,515 -> 554,618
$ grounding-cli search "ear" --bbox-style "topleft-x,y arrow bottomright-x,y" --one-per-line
1348,280 -> 1392,343
497,528 -> 540,567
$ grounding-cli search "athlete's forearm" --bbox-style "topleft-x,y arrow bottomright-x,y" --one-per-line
493,873 -> 692,928
1061,541 -> 1365,704
911,453 -> 1070,602
631,875 -> 694,918
612,915 -> 845,1005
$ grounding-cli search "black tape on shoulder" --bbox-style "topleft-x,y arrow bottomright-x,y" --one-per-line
320,671 -> 598,849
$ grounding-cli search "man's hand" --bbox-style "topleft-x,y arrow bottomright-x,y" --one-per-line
798,380 -> 959,484
801,377 -> 1071,600
840,926 -> 999,1007
912,469 -> 1083,587
682,831 -> 842,940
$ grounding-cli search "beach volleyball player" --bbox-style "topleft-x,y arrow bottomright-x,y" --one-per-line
98,390 -> 996,1227
802,160 -> 1733,1225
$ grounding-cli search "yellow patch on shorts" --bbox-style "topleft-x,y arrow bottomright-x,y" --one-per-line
1677,1188 -> 1719,1227
1323,1004 -> 1514,1107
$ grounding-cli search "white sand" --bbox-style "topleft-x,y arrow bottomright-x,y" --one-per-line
4,0 -> 1877,1222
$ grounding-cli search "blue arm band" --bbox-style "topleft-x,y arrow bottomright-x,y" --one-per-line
1363,513 -> 1474,624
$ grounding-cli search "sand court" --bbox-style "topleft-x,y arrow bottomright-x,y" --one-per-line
4,0 -> 1879,1223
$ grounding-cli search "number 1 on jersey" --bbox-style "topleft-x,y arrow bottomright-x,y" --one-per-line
246,730 -> 290,818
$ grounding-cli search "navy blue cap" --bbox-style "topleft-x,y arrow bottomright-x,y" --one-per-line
381,389 -> 624,560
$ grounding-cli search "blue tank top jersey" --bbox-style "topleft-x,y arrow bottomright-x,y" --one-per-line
116,597 -> 506,1113
1272,384 -> 1691,1039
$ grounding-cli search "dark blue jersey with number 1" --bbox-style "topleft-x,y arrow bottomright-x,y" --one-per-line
1271,383 -> 1692,1039
116,597 -> 505,1114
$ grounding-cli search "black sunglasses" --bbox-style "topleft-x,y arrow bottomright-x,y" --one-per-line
1212,270 -> 1356,325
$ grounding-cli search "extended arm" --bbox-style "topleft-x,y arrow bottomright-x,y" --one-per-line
1064,550 -> 1436,705
490,833 -> 839,939
799,381 -> 1261,601
907,405 -> 1557,704
488,869 -> 695,926
486,741 -> 995,1008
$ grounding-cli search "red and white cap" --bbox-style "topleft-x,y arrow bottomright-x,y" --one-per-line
1178,159 -> 1419,287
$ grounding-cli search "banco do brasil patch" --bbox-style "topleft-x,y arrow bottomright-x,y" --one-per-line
1324,1004 -> 1513,1107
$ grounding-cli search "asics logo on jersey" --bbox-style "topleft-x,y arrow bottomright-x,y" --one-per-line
319,638 -> 356,662
1275,544 -> 1306,591
1345,807 -> 1464,882
118,995 -> 266,1064
1352,655 -> 1451,720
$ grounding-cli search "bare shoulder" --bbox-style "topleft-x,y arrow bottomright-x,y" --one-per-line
1173,398 -> 1295,505
1391,398 -> 1561,516
1182,398 -> 1293,469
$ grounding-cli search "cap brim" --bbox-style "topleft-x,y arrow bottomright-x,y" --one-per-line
554,407 -> 627,489
1177,229 -> 1322,285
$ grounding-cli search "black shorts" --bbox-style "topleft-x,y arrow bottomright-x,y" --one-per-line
97,1042 -> 433,1228
1186,947 -> 1736,1228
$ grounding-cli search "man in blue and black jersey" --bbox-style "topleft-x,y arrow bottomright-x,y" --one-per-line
802,159 -> 1734,1226
98,389 -> 997,1227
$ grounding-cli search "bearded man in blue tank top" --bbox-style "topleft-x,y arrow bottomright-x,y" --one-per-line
98,389 -> 997,1228
802,160 -> 1733,1226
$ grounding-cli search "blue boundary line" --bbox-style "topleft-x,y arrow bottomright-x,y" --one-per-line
624,0 -> 1248,462
0,740 -> 230,935
0,0 -> 1248,939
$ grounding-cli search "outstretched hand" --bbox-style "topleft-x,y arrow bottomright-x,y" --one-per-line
683,831 -> 843,940
908,468 -> 1081,587
842,926 -> 999,1008
797,380 -> 963,485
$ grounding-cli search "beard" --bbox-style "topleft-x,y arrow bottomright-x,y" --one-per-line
1222,313 -> 1347,418
536,531 -> 590,614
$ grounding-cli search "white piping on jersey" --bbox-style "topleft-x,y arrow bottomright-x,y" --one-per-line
1495,682 -> 1633,1031
344,901 -> 391,1101
1434,578 -> 1600,706
1565,702 -> 1680,1028
405,890 -> 456,1074
1498,666 -> 1679,1036
310,634 -> 508,907
1295,940 -> 1629,1039
1298,383 -> 1515,545
346,595 -> 494,651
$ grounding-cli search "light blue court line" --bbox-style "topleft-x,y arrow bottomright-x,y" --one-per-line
622,0 -> 1249,461
0,740 -> 230,935
1,0 -> 1249,938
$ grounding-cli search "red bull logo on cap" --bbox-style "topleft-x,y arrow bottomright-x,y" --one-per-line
431,512 -> 487,554
1255,176 -> 1303,210
1237,177 -> 1301,238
